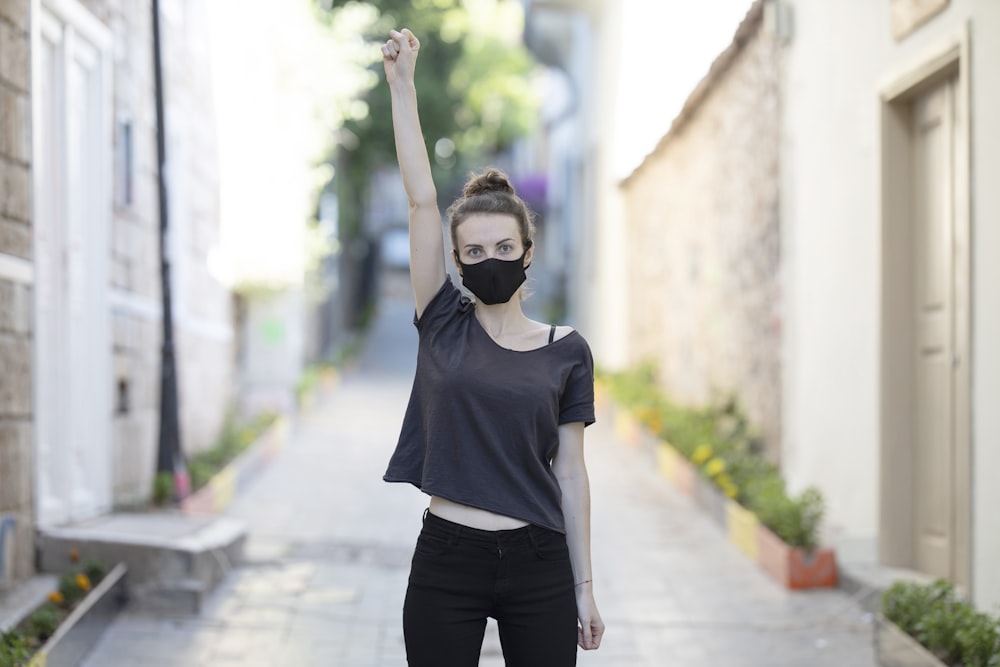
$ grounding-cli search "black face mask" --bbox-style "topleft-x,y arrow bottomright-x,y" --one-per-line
457,249 -> 531,305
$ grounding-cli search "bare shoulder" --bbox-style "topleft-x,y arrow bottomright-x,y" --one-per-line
552,324 -> 575,343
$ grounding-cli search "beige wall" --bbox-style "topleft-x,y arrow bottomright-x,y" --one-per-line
781,0 -> 1000,608
969,0 -> 1000,614
619,7 -> 783,454
0,0 -> 35,587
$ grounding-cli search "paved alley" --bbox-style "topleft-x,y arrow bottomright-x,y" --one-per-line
82,281 -> 878,667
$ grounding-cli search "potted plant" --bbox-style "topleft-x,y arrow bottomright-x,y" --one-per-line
746,477 -> 836,589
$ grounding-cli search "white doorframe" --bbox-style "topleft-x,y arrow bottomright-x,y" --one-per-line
31,0 -> 113,526
878,23 -> 972,589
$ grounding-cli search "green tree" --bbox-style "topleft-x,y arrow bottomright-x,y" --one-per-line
317,0 -> 539,239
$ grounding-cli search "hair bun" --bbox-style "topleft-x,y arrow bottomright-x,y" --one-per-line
463,168 -> 515,197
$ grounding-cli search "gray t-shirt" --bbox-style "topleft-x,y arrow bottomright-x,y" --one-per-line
384,277 -> 595,533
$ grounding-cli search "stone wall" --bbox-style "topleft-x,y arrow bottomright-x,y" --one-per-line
0,0 -> 34,587
620,7 -> 783,457
107,0 -> 234,504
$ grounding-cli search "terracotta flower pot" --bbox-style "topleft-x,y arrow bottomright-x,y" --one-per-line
756,525 -> 837,589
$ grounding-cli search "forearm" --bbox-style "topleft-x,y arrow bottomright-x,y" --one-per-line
389,80 -> 437,209
559,468 -> 594,590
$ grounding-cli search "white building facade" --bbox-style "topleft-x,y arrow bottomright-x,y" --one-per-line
778,0 -> 1000,607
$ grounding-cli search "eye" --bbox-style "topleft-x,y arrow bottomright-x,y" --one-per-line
499,243 -> 512,253
468,248 -> 482,257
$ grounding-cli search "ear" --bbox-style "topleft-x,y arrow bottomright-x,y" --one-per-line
523,240 -> 534,268
451,249 -> 463,275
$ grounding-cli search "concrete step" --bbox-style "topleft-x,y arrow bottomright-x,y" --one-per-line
0,573 -> 58,631
37,511 -> 246,614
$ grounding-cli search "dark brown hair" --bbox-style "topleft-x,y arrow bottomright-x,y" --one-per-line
447,168 -> 536,252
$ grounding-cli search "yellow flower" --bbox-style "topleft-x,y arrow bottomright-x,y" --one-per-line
715,473 -> 739,498
704,457 -> 726,477
75,573 -> 92,592
48,591 -> 64,604
691,444 -> 713,465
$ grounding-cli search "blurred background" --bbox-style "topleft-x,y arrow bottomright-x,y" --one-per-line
2,0 -> 999,649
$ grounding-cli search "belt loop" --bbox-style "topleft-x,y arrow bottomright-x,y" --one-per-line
422,507 -> 429,523
527,525 -> 539,551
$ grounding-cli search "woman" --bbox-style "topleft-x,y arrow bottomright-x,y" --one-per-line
381,28 -> 605,666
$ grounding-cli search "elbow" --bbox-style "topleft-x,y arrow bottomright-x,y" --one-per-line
408,192 -> 438,210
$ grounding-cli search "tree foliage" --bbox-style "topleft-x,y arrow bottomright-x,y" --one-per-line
316,0 -> 539,237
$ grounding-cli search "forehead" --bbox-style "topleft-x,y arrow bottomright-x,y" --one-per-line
456,213 -> 521,245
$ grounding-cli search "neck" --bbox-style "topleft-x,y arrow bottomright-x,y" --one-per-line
475,296 -> 528,336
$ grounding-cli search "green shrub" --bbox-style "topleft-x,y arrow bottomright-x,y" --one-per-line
57,571 -> 86,605
1,630 -> 31,665
883,579 -> 1000,666
956,611 -> 1000,667
152,471 -> 174,505
743,476 -> 824,550
82,559 -> 107,583
25,604 -> 61,642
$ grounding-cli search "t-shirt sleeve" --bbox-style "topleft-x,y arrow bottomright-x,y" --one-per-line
414,277 -> 464,333
559,339 -> 596,427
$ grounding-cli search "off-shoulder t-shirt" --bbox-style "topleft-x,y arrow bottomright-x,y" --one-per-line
383,277 -> 595,534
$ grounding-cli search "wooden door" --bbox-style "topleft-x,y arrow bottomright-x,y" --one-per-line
910,75 -> 959,578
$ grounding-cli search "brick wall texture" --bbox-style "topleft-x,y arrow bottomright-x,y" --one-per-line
0,0 -> 34,586
620,18 -> 783,457
1,0 -> 234,584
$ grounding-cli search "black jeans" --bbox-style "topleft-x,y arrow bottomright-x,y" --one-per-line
403,511 -> 578,666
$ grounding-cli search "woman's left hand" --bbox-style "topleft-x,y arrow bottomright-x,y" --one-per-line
576,587 -> 605,650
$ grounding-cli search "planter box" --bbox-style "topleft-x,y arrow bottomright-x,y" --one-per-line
874,614 -> 948,667
613,410 -> 642,447
756,525 -> 837,589
27,562 -> 127,667
182,416 -> 289,515
726,500 -> 760,561
655,445 -> 682,484
656,443 -> 696,497
674,455 -> 696,496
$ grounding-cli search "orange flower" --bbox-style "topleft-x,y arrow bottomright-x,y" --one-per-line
69,549 -> 80,563
48,591 -> 65,604
75,573 -> 92,592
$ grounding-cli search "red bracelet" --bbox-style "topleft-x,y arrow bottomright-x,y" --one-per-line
575,579 -> 592,587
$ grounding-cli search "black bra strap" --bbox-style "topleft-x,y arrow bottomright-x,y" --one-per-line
548,324 -> 556,344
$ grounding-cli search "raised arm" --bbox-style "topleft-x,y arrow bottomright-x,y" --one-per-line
383,29 -> 447,317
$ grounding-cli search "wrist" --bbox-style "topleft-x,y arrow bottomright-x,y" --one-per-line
389,79 -> 416,94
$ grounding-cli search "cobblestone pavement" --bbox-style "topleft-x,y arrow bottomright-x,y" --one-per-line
83,284 -> 878,667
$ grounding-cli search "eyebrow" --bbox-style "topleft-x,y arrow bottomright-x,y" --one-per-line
463,238 -> 516,249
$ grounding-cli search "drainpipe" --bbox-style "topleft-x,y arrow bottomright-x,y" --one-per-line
152,0 -> 189,500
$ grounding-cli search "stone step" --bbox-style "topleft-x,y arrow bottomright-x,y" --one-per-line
36,511 -> 246,614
